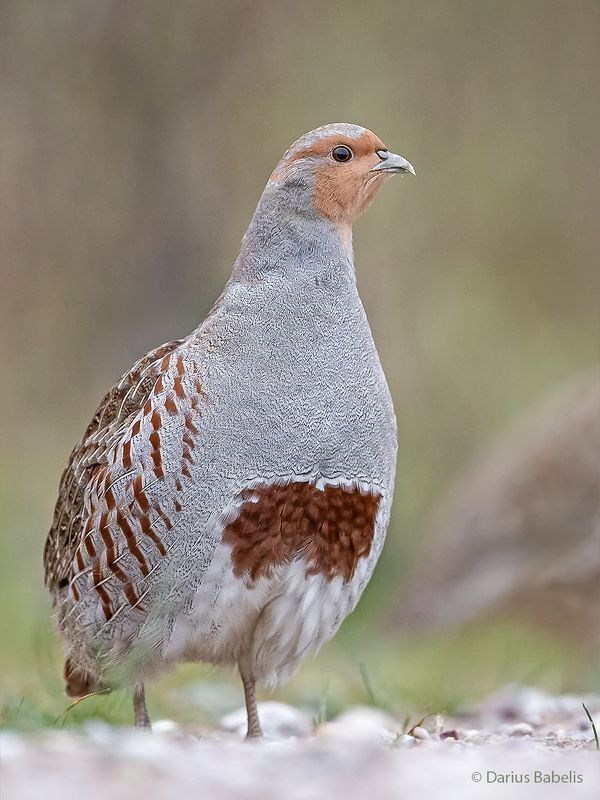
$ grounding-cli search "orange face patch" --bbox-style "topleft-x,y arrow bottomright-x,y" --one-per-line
289,131 -> 386,163
274,131 -> 390,226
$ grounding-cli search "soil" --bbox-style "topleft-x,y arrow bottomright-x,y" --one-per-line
2,685 -> 599,799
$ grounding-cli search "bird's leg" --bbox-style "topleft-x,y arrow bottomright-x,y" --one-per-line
133,683 -> 151,730
239,668 -> 263,739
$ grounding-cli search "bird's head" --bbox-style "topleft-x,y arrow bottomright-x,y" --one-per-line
267,123 -> 415,230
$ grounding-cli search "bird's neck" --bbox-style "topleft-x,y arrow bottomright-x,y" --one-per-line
232,182 -> 354,283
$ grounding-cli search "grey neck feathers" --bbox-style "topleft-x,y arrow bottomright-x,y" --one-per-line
232,175 -> 354,284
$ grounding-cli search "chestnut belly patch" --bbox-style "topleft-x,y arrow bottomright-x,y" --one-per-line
222,481 -> 381,584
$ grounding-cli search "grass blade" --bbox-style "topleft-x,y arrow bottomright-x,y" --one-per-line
582,702 -> 599,751
359,662 -> 378,707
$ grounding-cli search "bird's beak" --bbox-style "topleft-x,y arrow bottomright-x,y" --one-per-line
371,150 -> 416,176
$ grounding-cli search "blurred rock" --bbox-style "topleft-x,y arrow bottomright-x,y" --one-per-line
399,374 -> 600,642
502,722 -> 534,737
220,701 -> 312,739
477,684 -> 600,728
317,706 -> 398,745
479,685 -> 560,723
151,719 -> 180,735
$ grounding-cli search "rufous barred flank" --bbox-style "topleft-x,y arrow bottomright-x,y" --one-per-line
44,123 -> 414,737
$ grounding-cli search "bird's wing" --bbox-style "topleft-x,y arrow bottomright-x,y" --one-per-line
43,338 -> 185,592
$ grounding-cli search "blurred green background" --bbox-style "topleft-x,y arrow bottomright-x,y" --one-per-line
1,0 -> 598,729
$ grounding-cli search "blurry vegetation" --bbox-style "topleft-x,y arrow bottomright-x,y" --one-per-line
399,374 -> 600,643
0,0 -> 598,728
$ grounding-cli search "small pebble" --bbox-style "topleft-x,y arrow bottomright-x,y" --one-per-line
410,726 -> 430,740
152,719 -> 180,735
439,729 -> 459,740
505,722 -> 534,737
393,734 -> 417,748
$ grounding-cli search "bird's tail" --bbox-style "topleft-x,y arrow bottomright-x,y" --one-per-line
63,657 -> 99,698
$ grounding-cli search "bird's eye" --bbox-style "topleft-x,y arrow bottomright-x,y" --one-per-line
332,145 -> 353,163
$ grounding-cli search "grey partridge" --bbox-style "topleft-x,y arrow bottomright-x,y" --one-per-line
44,123 -> 414,737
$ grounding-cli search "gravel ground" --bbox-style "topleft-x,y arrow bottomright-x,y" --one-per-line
2,686 -> 599,799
